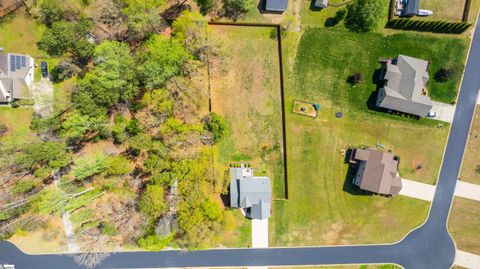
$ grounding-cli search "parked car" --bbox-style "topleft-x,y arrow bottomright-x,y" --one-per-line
426,111 -> 437,118
41,61 -> 48,78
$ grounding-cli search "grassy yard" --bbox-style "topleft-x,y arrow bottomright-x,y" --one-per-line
210,25 -> 286,199
448,197 -> 480,255
293,28 -> 468,105
460,105 -> 480,184
0,8 -> 62,81
417,0 -> 468,21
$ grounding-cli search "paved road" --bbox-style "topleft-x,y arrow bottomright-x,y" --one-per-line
1,16 -> 480,269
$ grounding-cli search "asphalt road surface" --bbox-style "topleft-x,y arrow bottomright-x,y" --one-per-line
1,16 -> 480,269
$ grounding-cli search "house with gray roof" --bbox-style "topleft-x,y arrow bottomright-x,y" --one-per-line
350,148 -> 402,196
0,52 -> 34,103
229,163 -> 271,220
376,54 -> 432,117
264,0 -> 288,13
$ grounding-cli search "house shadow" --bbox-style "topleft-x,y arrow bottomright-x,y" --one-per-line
366,68 -> 386,112
342,149 -> 373,196
220,193 -> 230,208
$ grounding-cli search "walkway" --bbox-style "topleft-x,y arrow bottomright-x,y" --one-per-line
455,250 -> 480,269
431,101 -> 455,123
398,178 -> 435,201
455,180 -> 480,201
251,219 -> 269,248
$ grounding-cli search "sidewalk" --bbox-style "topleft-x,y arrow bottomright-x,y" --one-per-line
455,180 -> 480,202
455,250 -> 480,269
398,178 -> 435,201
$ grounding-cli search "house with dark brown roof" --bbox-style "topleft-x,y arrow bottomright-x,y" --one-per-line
349,148 -> 402,196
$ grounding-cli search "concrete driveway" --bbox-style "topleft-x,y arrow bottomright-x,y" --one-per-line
251,218 -> 268,248
398,178 -> 435,201
430,101 -> 455,123
455,180 -> 480,201
32,78 -> 54,117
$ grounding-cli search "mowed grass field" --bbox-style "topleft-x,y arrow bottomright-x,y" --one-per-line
460,105 -> 480,184
448,197 -> 480,255
267,27 -> 471,246
210,25 -> 286,199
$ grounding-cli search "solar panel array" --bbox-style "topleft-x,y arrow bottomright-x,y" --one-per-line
9,54 -> 27,72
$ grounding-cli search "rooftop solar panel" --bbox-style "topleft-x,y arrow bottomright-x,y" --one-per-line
16,56 -> 21,70
10,55 -> 16,72
21,56 -> 26,68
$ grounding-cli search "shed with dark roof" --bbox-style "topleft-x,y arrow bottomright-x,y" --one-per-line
351,148 -> 402,195
265,0 -> 288,13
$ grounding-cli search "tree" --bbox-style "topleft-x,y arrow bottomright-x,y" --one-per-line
38,0 -> 66,27
61,110 -> 107,141
223,0 -> 253,20
194,0 -> 214,14
204,112 -> 227,143
106,156 -> 132,176
16,141 -> 72,171
172,11 -> 213,62
138,184 -> 167,219
51,60 -> 81,83
74,41 -> 139,117
137,35 -> 192,89
137,233 -> 172,250
37,19 -> 95,64
72,154 -> 108,181
344,0 -> 383,32
121,0 -> 164,38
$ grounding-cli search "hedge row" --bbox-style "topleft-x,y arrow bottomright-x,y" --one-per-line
386,19 -> 472,34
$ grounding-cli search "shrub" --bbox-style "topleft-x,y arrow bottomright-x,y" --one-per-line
137,234 -> 172,251
34,167 -> 52,179
111,114 -> 128,144
51,60 -> 80,83
72,154 -> 108,181
10,101 -> 19,108
138,184 -> 167,219
126,119 -> 142,136
345,0 -> 383,32
223,0 -> 253,20
435,67 -> 456,82
347,72 -> 363,85
106,155 -> 132,176
195,0 -> 214,14
12,180 -> 38,194
0,123 -> 7,137
100,222 -> 118,236
204,112 -> 228,143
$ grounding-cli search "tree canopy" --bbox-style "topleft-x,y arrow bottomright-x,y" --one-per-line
344,0 -> 383,32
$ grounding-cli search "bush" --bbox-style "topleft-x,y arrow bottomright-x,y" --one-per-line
435,67 -> 456,82
72,154 -> 108,181
0,123 -> 7,137
125,119 -> 142,136
34,167 -> 52,179
347,72 -> 363,85
204,112 -> 228,143
345,0 -> 383,32
106,156 -> 132,176
138,184 -> 167,219
223,0 -> 253,20
195,0 -> 214,14
386,19 -> 472,34
100,222 -> 118,236
51,60 -> 80,82
12,180 -> 38,194
137,234 -> 172,251
111,115 -> 128,144
10,101 -> 19,108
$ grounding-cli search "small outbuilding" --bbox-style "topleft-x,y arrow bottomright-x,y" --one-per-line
230,163 -> 272,220
349,148 -> 402,196
314,0 -> 328,9
265,0 -> 289,13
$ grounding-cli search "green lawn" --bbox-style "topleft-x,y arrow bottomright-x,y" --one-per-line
266,27 -> 471,246
210,25 -> 286,199
448,197 -> 480,255
0,8 -> 62,81
0,107 -> 33,142
460,106 -> 480,184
